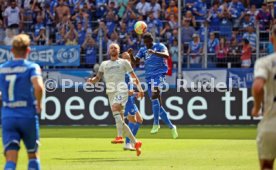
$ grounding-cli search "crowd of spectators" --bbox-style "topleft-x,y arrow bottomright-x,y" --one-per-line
0,0 -> 274,68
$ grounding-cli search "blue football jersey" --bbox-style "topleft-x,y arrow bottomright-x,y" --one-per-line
125,73 -> 134,91
135,43 -> 168,79
0,59 -> 41,119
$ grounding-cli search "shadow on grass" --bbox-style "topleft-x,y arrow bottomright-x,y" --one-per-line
78,150 -> 120,153
53,157 -> 140,162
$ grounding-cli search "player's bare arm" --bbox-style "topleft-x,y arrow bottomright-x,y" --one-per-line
87,71 -> 103,84
147,49 -> 169,59
129,71 -> 144,99
252,77 -> 266,117
32,77 -> 44,113
128,48 -> 140,65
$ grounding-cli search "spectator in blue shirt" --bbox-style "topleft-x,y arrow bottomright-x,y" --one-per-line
207,3 -> 221,32
107,1 -> 119,19
82,36 -> 97,64
243,26 -> 257,51
55,27 -> 66,45
228,0 -> 245,28
218,5 -> 233,40
34,27 -> 47,45
105,11 -> 117,36
240,12 -> 254,31
125,13 -> 137,34
247,4 -> 258,24
192,0 -> 207,22
266,41 -> 274,54
95,0 -> 107,18
44,3 -> 55,37
168,29 -> 178,45
76,22 -> 87,46
185,0 -> 196,11
231,27 -> 243,43
208,32 -> 220,54
207,32 -> 219,63
49,0 -> 58,14
146,11 -> 163,36
33,16 -> 45,38
187,33 -> 203,64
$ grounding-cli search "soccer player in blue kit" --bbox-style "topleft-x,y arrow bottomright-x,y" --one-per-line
129,32 -> 178,139
121,52 -> 143,151
0,34 -> 44,170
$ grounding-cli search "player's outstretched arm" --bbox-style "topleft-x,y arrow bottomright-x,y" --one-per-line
32,77 -> 44,113
129,71 -> 144,99
128,48 -> 140,66
148,49 -> 169,59
87,71 -> 103,84
251,78 -> 266,117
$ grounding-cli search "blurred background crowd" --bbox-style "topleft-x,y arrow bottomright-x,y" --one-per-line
0,0 -> 274,68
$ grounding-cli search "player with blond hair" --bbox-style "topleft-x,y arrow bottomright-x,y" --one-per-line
87,43 -> 143,156
0,34 -> 44,170
252,25 -> 276,170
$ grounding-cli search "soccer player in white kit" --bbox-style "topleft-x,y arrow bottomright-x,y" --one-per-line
87,43 -> 144,156
252,25 -> 276,170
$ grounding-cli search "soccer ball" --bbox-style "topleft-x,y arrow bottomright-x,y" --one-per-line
134,21 -> 147,35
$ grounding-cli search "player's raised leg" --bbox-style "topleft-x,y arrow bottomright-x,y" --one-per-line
148,84 -> 161,134
124,114 -> 137,151
112,103 -> 142,156
124,105 -> 143,151
133,110 -> 143,141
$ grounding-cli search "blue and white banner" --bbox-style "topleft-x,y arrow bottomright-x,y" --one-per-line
228,68 -> 253,88
0,45 -> 80,66
43,69 -> 93,87
42,69 -> 177,88
183,69 -> 227,88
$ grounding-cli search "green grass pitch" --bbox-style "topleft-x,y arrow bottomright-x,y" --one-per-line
0,126 -> 259,170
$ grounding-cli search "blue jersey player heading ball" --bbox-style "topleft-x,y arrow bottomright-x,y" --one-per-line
129,32 -> 178,139
0,34 -> 44,170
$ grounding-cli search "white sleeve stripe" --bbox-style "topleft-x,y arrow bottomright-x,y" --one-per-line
31,75 -> 42,80
254,75 -> 267,80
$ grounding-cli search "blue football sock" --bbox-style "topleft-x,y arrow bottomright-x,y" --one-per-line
126,122 -> 135,144
5,161 -> 16,170
152,99 -> 160,125
132,122 -> 141,136
28,159 -> 40,170
160,107 -> 174,129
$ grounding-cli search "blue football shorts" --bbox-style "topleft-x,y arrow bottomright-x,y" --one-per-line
2,116 -> 40,153
124,96 -> 139,117
146,74 -> 166,98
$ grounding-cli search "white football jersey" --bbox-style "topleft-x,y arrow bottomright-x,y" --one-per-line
254,53 -> 276,121
98,58 -> 133,94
